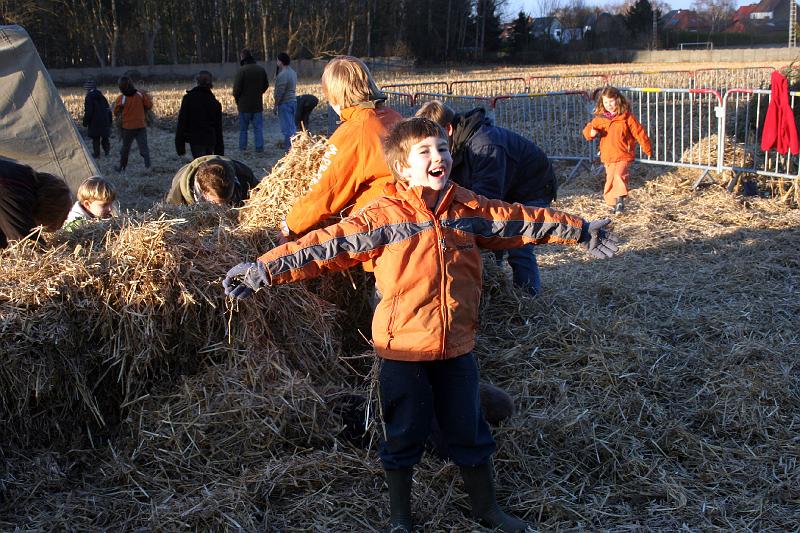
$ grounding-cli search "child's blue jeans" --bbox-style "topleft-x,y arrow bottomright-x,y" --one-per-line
378,352 -> 496,470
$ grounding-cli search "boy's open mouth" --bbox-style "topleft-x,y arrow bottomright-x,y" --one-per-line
429,168 -> 444,177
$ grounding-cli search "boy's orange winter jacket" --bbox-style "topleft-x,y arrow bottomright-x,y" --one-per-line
582,112 -> 652,164
114,90 -> 153,130
259,181 -> 585,362
284,104 -> 401,237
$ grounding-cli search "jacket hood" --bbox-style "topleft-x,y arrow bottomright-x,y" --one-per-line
451,107 -> 490,168
121,86 -> 138,97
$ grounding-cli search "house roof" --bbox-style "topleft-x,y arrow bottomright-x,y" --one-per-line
661,9 -> 709,30
733,4 -> 759,22
752,0 -> 784,12
531,16 -> 559,32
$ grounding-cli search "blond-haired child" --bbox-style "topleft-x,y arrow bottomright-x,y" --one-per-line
223,117 -> 620,532
64,176 -> 116,227
280,55 -> 401,256
583,86 -> 652,214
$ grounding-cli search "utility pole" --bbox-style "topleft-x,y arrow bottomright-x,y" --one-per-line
790,0 -> 797,48
652,7 -> 658,50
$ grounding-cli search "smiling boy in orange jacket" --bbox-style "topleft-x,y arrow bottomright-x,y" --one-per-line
224,117 -> 620,532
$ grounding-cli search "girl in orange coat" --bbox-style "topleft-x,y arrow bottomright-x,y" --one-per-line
583,87 -> 652,213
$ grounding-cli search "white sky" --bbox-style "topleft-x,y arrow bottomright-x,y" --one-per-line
504,0 -> 745,18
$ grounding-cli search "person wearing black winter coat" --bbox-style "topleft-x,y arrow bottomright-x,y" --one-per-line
82,79 -> 112,158
0,158 -> 72,249
175,71 -> 224,158
417,101 -> 559,296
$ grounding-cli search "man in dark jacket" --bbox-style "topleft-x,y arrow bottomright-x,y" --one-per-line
295,94 -> 319,130
233,49 -> 269,152
165,155 -> 259,207
0,158 -> 72,248
417,100 -> 559,296
175,71 -> 224,158
82,78 -> 112,158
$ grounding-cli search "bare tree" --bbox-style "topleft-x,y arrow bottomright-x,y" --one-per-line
537,0 -> 562,17
692,0 -> 735,32
141,0 -> 161,66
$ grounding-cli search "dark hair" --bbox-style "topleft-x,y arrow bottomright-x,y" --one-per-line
195,162 -> 234,202
117,76 -> 132,92
278,52 -> 291,66
196,70 -> 213,88
33,172 -> 73,230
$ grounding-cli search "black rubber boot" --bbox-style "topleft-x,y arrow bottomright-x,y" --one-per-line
385,467 -> 413,532
459,462 -> 530,533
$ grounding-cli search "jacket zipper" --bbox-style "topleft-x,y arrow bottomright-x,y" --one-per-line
432,215 -> 447,359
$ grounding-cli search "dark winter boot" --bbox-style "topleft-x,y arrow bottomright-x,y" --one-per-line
459,462 -> 530,533
385,467 -> 413,532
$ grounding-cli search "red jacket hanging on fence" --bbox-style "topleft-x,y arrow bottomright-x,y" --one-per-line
760,70 -> 799,155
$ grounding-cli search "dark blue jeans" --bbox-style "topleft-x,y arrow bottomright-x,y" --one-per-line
238,112 -> 263,151
495,197 -> 552,295
378,353 -> 496,470
119,127 -> 150,169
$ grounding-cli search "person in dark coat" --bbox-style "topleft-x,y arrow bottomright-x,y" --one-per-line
233,49 -> 269,152
417,100 -> 559,296
175,71 -> 224,158
0,157 -> 73,248
295,94 -> 319,130
82,78 -> 112,158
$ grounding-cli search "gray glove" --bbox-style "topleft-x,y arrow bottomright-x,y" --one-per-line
223,261 -> 270,299
578,218 -> 619,259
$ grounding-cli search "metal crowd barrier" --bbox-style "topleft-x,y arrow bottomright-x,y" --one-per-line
693,67 -> 774,92
493,91 -> 595,176
607,70 -> 694,91
526,74 -> 607,94
719,88 -> 800,190
621,88 -> 724,179
383,91 -> 415,116
381,81 -> 449,94
450,77 -> 527,96
412,92 -> 496,120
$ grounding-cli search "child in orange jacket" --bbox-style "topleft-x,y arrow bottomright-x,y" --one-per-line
280,56 -> 401,264
583,86 -> 652,213
224,117 -> 621,533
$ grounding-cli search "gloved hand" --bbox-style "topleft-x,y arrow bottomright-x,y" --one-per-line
578,218 -> 620,259
223,261 -> 270,299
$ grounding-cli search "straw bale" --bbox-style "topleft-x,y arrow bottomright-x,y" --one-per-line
238,130 -> 330,230
0,202 -> 346,449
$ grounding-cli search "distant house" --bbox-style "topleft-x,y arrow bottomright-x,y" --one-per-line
748,0 -> 789,21
531,17 -> 563,40
500,22 -> 515,42
583,11 -> 625,47
724,0 -> 798,32
583,12 -> 624,35
661,9 -> 711,31
561,27 -> 584,43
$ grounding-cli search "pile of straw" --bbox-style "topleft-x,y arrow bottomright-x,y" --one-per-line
2,132 -> 799,531
680,133 -> 754,168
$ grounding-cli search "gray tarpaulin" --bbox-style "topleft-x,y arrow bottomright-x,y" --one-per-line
0,25 -> 98,194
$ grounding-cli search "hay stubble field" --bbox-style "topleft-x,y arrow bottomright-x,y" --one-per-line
0,61 -> 798,531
